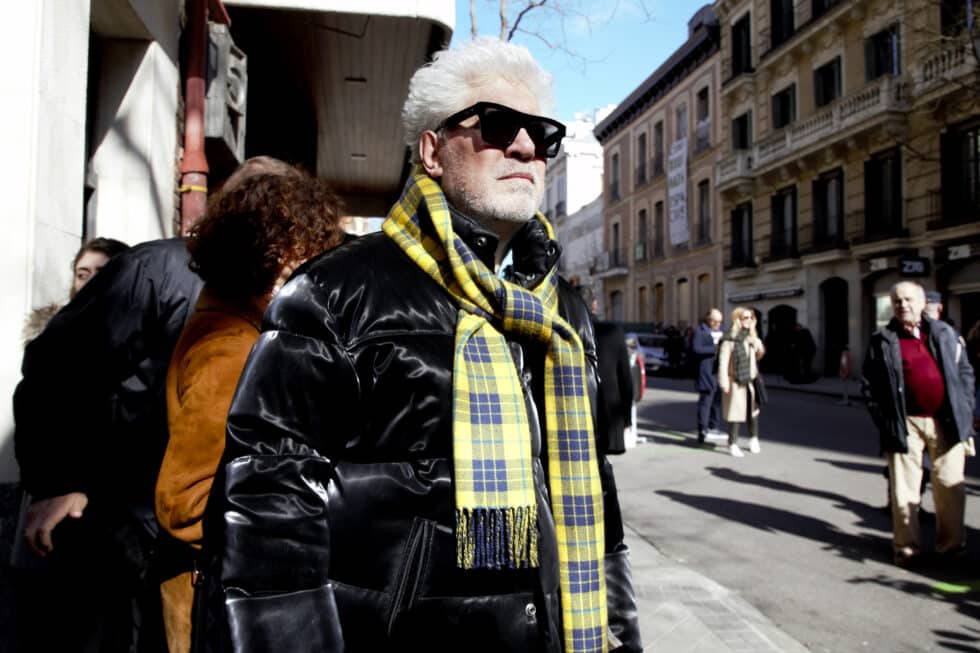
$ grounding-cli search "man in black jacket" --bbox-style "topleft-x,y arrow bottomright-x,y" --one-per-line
594,321 -> 634,455
862,281 -> 975,566
14,238 -> 202,652
691,308 -> 725,443
211,38 -> 640,653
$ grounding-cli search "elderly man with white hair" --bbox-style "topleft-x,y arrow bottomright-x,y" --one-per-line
206,38 -> 641,653
862,281 -> 975,567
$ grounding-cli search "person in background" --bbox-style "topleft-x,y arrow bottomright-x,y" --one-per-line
14,235 -> 203,652
21,237 -> 130,344
862,281 -> 975,567
594,320 -> 634,455
70,237 -> 131,298
718,307 -> 766,458
692,308 -> 725,444
154,159 -> 346,653
205,38 -> 641,653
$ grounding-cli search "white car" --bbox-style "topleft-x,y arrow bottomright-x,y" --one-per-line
624,332 -> 670,374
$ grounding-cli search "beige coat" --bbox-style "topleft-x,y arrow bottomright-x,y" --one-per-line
718,335 -> 766,423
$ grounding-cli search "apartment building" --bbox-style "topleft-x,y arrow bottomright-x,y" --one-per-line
715,0 -> 980,375
543,113 -> 606,309
594,6 -> 724,327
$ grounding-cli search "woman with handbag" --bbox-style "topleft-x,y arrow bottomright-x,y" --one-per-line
718,306 -> 767,457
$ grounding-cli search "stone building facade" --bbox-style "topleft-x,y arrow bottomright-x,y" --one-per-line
594,6 -> 725,328
714,0 -> 980,375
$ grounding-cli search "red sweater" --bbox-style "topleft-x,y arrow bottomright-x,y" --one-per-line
899,331 -> 945,417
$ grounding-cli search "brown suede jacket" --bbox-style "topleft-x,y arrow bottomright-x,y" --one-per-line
155,288 -> 262,548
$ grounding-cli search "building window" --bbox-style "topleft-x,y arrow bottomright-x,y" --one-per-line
941,119 -> 980,223
635,209 -> 649,261
731,202 -> 753,267
676,278 -> 691,329
771,84 -> 796,130
697,180 -> 711,245
770,185 -> 798,259
653,122 -> 665,175
675,104 -> 687,143
731,13 -> 752,76
813,168 -> 844,247
611,222 -> 624,268
695,88 -> 711,153
653,201 -> 665,257
638,286 -> 648,321
610,152 -> 620,202
941,0 -> 974,36
770,0 -> 795,48
865,24 -> 900,81
636,132 -> 648,186
812,0 -> 840,20
732,111 -> 753,150
814,57 -> 842,108
609,291 -> 624,322
654,283 -> 665,323
864,147 -> 903,238
697,273 -> 712,321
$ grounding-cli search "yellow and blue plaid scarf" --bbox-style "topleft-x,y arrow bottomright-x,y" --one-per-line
383,168 -> 607,653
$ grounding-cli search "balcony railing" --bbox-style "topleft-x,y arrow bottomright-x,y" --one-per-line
913,36 -> 978,97
716,150 -> 754,188
635,162 -> 647,187
594,249 -> 629,277
634,241 -> 647,262
609,182 -> 621,203
753,75 -> 908,172
652,155 -> 665,178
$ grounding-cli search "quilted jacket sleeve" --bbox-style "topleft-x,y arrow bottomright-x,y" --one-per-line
215,273 -> 359,653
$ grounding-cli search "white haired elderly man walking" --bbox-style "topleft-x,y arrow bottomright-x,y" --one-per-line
862,281 -> 975,567
206,38 -> 641,653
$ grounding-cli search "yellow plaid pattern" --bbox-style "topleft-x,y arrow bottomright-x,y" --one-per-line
383,167 -> 608,653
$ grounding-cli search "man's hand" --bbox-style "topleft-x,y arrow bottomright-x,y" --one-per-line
24,492 -> 88,557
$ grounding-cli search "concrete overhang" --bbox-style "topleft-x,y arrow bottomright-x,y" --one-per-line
224,0 -> 454,216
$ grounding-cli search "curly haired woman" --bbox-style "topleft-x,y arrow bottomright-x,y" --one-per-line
154,157 -> 345,653
718,306 -> 766,457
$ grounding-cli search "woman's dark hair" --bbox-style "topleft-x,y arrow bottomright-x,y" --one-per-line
187,162 -> 345,301
72,237 -> 130,270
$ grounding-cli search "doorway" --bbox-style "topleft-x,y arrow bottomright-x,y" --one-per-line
821,277 -> 849,376
764,304 -> 798,374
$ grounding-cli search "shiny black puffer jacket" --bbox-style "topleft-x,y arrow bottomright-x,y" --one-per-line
213,212 -> 641,653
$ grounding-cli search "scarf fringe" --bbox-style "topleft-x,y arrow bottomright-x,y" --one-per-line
456,506 -> 539,570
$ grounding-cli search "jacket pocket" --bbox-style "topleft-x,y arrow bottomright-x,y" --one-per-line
386,516 -> 435,634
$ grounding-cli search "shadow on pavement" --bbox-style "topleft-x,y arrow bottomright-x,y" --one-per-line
655,489 -> 893,564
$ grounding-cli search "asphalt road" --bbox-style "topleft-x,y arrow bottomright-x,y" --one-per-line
614,376 -> 980,653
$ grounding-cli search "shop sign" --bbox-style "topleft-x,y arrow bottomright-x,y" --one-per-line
869,257 -> 889,272
948,244 -> 971,261
898,255 -> 929,277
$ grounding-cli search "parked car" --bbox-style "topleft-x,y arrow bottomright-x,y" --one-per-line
625,332 -> 671,374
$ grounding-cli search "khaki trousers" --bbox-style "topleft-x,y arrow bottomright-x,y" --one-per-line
888,415 -> 966,554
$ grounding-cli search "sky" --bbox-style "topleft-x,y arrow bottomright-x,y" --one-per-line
451,0 -> 700,123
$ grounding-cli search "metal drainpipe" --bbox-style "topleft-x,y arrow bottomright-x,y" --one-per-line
179,0 -> 209,236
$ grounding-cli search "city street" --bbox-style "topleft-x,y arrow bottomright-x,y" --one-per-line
615,376 -> 980,653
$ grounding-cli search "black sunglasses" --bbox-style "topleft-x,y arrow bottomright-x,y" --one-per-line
438,101 -> 566,158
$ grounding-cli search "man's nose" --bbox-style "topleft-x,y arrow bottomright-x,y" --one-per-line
506,127 -> 537,160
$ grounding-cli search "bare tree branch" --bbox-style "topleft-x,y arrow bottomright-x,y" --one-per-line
500,0 -> 508,41
508,0 -> 548,42
471,0 -> 478,39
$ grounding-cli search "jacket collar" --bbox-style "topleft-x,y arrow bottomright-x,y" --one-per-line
446,202 -> 561,282
194,286 -> 264,331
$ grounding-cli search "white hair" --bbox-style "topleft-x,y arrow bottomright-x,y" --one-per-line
401,37 -> 556,165
890,281 -> 925,301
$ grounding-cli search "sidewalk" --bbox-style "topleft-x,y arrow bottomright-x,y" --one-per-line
626,526 -> 809,653
625,375 -> 840,651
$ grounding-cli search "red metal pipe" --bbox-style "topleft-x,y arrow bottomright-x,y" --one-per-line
180,0 -> 210,235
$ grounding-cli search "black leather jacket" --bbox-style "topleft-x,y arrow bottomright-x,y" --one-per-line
862,315 -> 976,453
212,211 -> 641,652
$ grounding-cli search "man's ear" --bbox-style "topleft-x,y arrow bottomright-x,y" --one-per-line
420,130 -> 444,178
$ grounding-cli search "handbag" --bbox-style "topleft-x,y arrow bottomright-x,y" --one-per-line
752,375 -> 768,406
